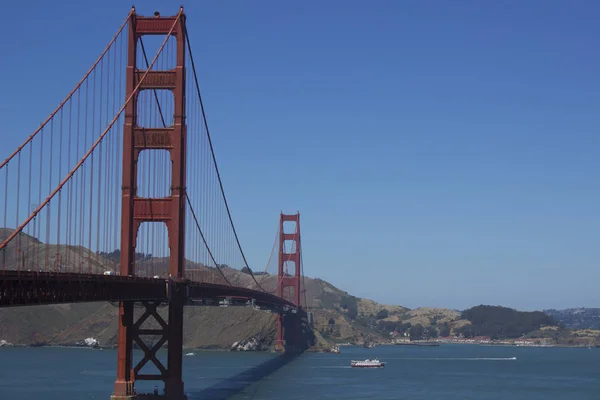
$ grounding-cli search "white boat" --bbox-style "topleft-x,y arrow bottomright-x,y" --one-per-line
350,358 -> 385,368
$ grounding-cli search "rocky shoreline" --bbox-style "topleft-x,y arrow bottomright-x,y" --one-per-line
231,334 -> 272,352
0,335 -> 337,353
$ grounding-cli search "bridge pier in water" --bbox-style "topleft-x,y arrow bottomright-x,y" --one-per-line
277,311 -> 312,353
112,295 -> 186,400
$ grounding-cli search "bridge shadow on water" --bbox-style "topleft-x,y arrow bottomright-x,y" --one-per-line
186,352 -> 300,400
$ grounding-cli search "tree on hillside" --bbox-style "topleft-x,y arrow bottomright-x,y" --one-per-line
426,326 -> 438,339
455,325 -> 474,338
377,322 -> 413,336
97,249 -> 152,262
461,305 -> 557,339
439,323 -> 451,337
409,324 -> 424,340
398,322 -> 412,334
341,296 -> 358,320
376,309 -> 389,319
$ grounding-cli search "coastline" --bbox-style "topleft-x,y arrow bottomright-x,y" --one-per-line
0,342 -> 333,352
342,341 -> 599,349
1,341 -> 597,352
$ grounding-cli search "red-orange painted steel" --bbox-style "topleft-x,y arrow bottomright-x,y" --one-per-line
115,7 -> 187,399
276,212 -> 303,350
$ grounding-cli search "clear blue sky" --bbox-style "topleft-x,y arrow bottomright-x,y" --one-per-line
1,1 -> 599,311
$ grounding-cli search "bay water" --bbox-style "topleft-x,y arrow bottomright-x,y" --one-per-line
0,344 -> 597,399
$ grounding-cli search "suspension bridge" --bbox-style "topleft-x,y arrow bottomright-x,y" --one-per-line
0,7 -> 311,400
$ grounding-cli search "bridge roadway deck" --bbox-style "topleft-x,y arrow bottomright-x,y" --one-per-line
0,271 -> 295,311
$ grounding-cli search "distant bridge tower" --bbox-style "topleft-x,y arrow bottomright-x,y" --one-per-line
113,8 -> 187,400
276,212 -> 304,351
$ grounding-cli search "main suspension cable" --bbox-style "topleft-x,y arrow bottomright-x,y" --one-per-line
183,25 -> 267,292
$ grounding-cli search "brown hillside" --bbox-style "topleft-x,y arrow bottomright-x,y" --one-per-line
0,228 -> 463,349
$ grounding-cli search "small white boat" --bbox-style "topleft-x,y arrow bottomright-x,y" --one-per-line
350,358 -> 385,368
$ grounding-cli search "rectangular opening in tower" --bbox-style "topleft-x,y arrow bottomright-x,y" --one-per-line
283,260 -> 296,277
136,149 -> 173,198
282,220 -> 297,234
136,89 -> 174,128
282,240 -> 297,254
135,221 -> 169,278
136,35 -> 177,71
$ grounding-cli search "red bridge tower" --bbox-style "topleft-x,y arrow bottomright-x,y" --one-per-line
113,8 -> 187,400
276,212 -> 304,351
